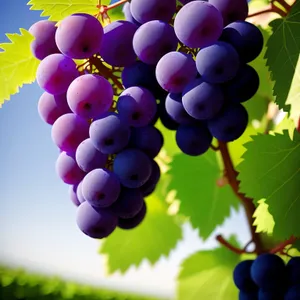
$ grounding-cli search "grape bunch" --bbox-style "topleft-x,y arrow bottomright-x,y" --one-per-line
29,0 -> 263,239
233,254 -> 300,299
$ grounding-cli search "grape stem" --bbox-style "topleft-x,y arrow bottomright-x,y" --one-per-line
216,235 -> 254,254
247,2 -> 289,18
269,236 -> 298,254
97,0 -> 129,12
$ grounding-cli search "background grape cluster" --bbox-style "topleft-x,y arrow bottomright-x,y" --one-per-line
234,254 -> 300,299
29,0 -> 263,241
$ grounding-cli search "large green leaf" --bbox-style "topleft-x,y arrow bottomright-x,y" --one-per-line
0,29 -> 39,107
237,130 -> 300,239
264,1 -> 300,118
167,151 -> 239,240
177,236 -> 240,300
99,187 -> 182,274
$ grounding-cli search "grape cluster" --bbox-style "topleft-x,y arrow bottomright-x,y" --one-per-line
29,0 -> 263,239
233,254 -> 300,299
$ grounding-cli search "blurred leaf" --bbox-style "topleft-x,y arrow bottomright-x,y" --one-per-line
167,151 -> 239,240
253,199 -> 275,234
0,29 -> 39,107
271,114 -> 296,140
293,240 -> 300,252
108,3 -> 125,22
177,236 -> 240,300
237,130 -> 300,239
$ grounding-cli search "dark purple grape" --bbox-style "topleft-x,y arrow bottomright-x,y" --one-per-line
286,257 -> 300,286
285,285 -> 300,300
69,184 -> 81,207
140,160 -> 161,196
239,290 -> 258,300
258,288 -> 285,300
76,180 -> 86,204
158,97 -> 180,130
123,2 -> 141,26
76,201 -> 118,239
233,260 -> 257,292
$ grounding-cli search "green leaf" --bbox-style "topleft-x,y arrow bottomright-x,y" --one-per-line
271,114 -> 296,140
0,29 -> 39,107
292,240 -> 300,252
108,3 -> 125,22
167,151 -> 239,240
177,236 -> 240,300
99,188 -> 182,274
253,199 -> 275,234
237,130 -> 300,239
264,1 -> 300,117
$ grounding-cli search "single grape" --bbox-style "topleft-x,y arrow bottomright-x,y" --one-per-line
36,53 -> 79,95
165,93 -> 197,124
224,64 -> 260,103
209,0 -> 248,26
100,21 -> 138,67
207,103 -> 248,142
258,288 -> 285,300
117,86 -> 157,127
75,138 -> 108,173
130,0 -> 176,23
250,253 -> 286,290
133,20 -> 178,65
109,187 -> 144,219
55,13 -> 103,59
239,290 -> 258,300
285,285 -> 300,300
129,126 -> 164,158
52,113 -> 90,153
286,257 -> 300,286
156,51 -> 197,93
140,160 -> 161,196
89,113 -> 131,154
174,1 -> 223,49
122,61 -> 166,99
82,168 -> 121,208
123,2 -> 141,26
233,260 -> 258,292
176,123 -> 212,156
220,21 -> 264,63
29,20 -> 60,60
118,201 -> 147,230
76,201 -> 118,239
55,152 -> 86,185
76,180 -> 86,204
113,148 -> 152,188
196,42 -> 240,84
182,78 -> 224,120
158,97 -> 180,130
38,92 -> 71,125
69,184 -> 81,207
67,74 -> 113,119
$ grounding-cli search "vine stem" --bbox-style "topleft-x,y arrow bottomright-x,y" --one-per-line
98,0 -> 129,11
247,2 -> 287,18
274,0 -> 292,12
270,236 -> 298,254
216,235 -> 253,254
218,141 -> 265,255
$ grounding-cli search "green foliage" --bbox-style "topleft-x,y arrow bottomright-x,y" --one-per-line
252,199 -> 275,234
238,130 -> 300,240
166,151 -> 239,240
177,236 -> 240,300
0,265 -> 164,300
264,1 -> 300,118
99,181 -> 182,274
0,29 -> 39,107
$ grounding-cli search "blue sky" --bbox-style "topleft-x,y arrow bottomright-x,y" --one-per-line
0,1 -> 251,298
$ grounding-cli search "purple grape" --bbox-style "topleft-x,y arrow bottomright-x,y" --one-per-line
156,52 -> 197,93
233,260 -> 257,292
165,93 -> 196,124
239,290 -> 258,300
29,20 -> 60,60
176,123 -> 212,156
36,53 -> 79,95
109,188 -> 144,219
258,288 -> 285,300
123,2 -> 141,26
55,151 -> 86,185
55,13 -> 103,59
51,113 -> 90,153
158,97 -> 180,130
182,78 -> 224,120
118,201 -> 147,229
82,168 -> 121,208
286,257 -> 300,286
113,148 -> 152,188
129,126 -> 164,158
133,20 -> 178,65
196,42 -> 240,84
37,92 -> 71,125
76,201 -> 118,239
209,0 -> 248,26
174,1 -> 223,48
130,0 -> 176,23
140,160 -> 161,196
100,21 -> 138,67
89,113 -> 131,154
121,61 -> 166,99
75,138 -> 108,173
67,74 -> 113,119
224,64 -> 260,103
285,285 -> 300,300
76,180 -> 86,204
220,21 -> 264,63
207,103 -> 248,142
117,86 -> 157,127
69,184 -> 81,207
